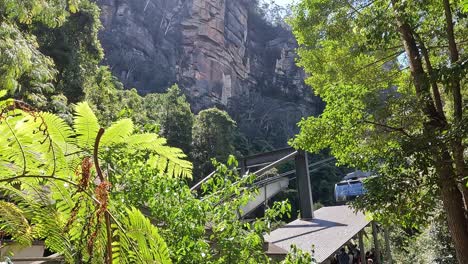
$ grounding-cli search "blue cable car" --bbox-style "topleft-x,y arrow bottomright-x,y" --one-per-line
334,179 -> 365,202
334,171 -> 369,202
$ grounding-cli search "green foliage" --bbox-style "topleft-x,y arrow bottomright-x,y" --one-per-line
34,0 -> 104,101
289,0 -> 467,228
112,207 -> 171,264
74,102 -> 192,178
74,102 -> 100,150
0,21 -> 57,108
192,108 -> 237,180
0,75 -> 319,264
282,245 -> 315,264
83,66 -> 124,126
0,0 -> 104,119
144,84 -> 194,153
0,94 -> 190,262
391,205 -> 457,264
0,0 -> 76,26
112,154 -> 292,263
0,201 -> 33,247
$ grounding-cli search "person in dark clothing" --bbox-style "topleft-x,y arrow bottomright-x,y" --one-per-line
338,248 -> 350,264
350,245 -> 360,264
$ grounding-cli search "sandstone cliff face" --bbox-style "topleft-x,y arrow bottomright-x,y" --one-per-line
97,0 -> 323,149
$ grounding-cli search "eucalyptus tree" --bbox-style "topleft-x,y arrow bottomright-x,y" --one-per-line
289,0 -> 467,260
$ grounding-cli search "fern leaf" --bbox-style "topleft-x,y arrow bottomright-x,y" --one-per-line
41,112 -> 74,155
0,201 -> 33,246
101,118 -> 134,146
73,102 -> 100,150
113,207 -> 172,264
126,133 -> 192,178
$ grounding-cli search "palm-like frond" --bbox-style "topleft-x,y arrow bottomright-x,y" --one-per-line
113,207 -> 171,264
41,112 -> 74,155
0,201 -> 33,246
101,118 -> 134,146
0,115 -> 48,177
73,102 -> 100,150
0,185 -> 75,262
126,134 -> 192,178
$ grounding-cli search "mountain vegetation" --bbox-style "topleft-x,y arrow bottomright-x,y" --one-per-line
1,0 -> 466,263
0,1 -> 313,263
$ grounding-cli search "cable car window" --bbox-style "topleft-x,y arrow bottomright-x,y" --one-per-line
334,180 -> 365,202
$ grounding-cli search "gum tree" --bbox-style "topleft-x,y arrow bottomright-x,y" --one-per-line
289,0 -> 467,261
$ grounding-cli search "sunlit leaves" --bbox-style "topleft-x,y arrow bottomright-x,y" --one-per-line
0,22 -> 56,99
113,207 -> 171,264
73,102 -> 100,150
289,0 -> 467,230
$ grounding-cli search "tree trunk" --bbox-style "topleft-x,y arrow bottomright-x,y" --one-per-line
371,222 -> 381,264
392,14 -> 441,124
391,1 -> 468,261
436,152 -> 468,263
442,0 -> 467,211
413,32 -> 445,116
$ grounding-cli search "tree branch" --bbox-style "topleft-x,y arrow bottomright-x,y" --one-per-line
363,120 -> 410,137
413,31 -> 445,117
356,50 -> 404,73
0,175 -> 79,188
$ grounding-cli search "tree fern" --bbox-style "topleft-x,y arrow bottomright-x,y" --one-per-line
126,133 -> 192,178
1,95 -> 187,263
0,201 -> 33,247
73,102 -> 100,150
100,118 -> 134,146
112,207 -> 171,264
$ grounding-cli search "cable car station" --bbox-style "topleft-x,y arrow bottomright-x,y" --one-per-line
194,147 -> 391,263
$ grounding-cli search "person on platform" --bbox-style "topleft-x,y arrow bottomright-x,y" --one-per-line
337,248 -> 350,264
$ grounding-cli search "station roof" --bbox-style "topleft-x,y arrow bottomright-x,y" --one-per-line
265,205 -> 369,263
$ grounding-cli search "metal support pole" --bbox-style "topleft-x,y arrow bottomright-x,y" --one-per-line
295,150 -> 314,219
240,158 -> 247,176
359,230 -> 365,264
383,226 -> 392,264
372,221 -> 381,264
264,185 -> 268,215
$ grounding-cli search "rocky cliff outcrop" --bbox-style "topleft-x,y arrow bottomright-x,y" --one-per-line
97,0 -> 323,149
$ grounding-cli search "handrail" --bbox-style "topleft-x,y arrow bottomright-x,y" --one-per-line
251,151 -> 298,178
191,150 -> 298,191
190,170 -> 217,191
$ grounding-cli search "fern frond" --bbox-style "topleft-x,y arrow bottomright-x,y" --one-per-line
113,207 -> 171,264
73,102 -> 100,150
101,118 -> 134,146
0,185 -> 78,262
126,133 -> 192,178
1,116 -> 48,176
41,112 -> 74,155
0,201 -> 33,246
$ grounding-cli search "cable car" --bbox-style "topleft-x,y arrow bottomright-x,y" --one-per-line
334,171 -> 370,202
